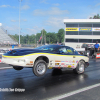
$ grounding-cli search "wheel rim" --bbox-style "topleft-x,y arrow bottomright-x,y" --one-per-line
79,64 -> 84,72
36,63 -> 46,75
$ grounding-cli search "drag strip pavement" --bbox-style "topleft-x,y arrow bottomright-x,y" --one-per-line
0,63 -> 12,69
48,83 -> 100,100
0,66 -> 12,69
0,59 -> 100,100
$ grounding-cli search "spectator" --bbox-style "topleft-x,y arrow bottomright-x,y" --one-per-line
94,41 -> 99,52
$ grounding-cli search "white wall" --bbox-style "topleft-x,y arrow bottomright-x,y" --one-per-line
65,42 -> 95,49
65,43 -> 82,48
65,35 -> 100,39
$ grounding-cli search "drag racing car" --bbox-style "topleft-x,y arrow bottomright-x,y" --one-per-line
2,45 -> 89,76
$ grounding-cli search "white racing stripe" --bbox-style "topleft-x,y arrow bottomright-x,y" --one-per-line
48,83 -> 100,100
0,67 -> 12,69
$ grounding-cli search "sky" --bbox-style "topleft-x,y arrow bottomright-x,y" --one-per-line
0,0 -> 100,35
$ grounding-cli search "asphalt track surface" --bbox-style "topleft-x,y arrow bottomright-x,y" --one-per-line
0,58 -> 100,100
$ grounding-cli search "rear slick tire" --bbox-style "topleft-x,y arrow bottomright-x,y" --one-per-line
73,60 -> 85,74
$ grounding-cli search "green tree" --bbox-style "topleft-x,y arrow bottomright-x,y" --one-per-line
89,14 -> 100,19
20,35 -> 24,44
30,34 -> 36,44
57,28 -> 65,43
46,32 -> 57,44
9,28 -> 65,44
36,33 -> 41,44
41,29 -> 47,44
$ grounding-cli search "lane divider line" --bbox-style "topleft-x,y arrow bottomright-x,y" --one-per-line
48,83 -> 100,100
0,67 -> 12,69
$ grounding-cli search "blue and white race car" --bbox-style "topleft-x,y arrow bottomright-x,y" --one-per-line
2,45 -> 89,76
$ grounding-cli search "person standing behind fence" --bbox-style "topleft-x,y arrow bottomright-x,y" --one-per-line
94,41 -> 99,52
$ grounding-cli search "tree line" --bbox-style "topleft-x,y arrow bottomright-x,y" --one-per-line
9,28 -> 65,44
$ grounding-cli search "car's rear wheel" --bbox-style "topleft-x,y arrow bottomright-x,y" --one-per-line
33,60 -> 47,76
73,60 -> 85,74
13,66 -> 23,70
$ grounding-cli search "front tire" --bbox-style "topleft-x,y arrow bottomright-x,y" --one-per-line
33,60 -> 47,77
13,66 -> 23,70
73,60 -> 85,74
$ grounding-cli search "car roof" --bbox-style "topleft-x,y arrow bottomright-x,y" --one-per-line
49,44 -> 64,46
44,44 -> 73,48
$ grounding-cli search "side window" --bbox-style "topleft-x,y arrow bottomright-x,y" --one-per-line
65,47 -> 75,54
59,47 -> 67,53
58,47 -> 76,54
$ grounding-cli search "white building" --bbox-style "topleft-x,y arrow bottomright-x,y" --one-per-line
63,19 -> 100,48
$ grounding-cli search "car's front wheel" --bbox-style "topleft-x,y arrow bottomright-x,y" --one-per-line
73,60 -> 85,74
13,66 -> 23,70
33,60 -> 47,76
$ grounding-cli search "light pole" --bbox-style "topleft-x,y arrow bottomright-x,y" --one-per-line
18,0 -> 22,45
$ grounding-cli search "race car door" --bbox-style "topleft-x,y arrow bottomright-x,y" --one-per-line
54,47 -> 77,68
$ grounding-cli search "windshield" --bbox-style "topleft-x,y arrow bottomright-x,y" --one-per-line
34,45 -> 60,51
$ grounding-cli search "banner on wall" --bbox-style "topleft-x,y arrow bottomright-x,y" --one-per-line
92,28 -> 100,31
65,27 -> 100,31
79,28 -> 92,31
65,28 -> 78,31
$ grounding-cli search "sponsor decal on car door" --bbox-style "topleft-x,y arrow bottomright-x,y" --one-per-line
53,47 -> 76,68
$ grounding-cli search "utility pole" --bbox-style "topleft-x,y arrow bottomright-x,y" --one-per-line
18,0 -> 22,45
44,32 -> 46,45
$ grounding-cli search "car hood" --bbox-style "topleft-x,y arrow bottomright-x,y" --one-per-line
3,48 -> 53,56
